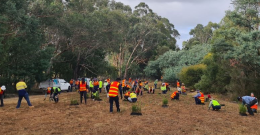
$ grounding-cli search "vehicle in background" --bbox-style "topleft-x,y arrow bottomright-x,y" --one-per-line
39,79 -> 71,92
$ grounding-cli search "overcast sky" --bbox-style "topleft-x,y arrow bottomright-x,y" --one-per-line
116,0 -> 234,49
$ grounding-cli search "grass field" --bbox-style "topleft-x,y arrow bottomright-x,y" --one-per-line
0,86 -> 259,135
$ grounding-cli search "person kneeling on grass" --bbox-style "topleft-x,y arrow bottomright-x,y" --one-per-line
171,90 -> 179,100
193,90 -> 205,105
208,98 -> 221,111
51,87 -> 61,103
161,83 -> 167,94
128,92 -> 137,103
237,96 -> 258,116
148,86 -> 155,94
124,91 -> 131,100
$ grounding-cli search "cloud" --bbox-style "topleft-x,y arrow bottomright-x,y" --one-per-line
117,0 -> 233,48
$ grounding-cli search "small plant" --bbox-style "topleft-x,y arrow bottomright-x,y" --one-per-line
95,91 -> 100,100
132,104 -> 141,114
239,104 -> 247,114
163,98 -> 168,106
70,99 -> 79,105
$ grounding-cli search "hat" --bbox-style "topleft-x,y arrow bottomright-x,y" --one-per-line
196,89 -> 200,93
162,83 -> 165,85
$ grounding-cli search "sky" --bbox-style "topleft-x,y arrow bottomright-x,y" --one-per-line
116,0 -> 234,49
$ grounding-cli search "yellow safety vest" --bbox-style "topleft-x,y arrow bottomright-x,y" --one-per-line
130,93 -> 137,98
16,82 -> 27,90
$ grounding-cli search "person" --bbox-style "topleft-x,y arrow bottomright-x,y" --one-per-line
237,96 -> 258,115
89,79 -> 94,98
1,85 -> 6,98
51,87 -> 61,103
144,81 -> 149,91
250,93 -> 258,113
126,84 -> 131,91
92,79 -> 99,100
181,83 -> 186,94
136,81 -> 143,96
129,77 -> 132,83
148,86 -> 155,94
44,87 -> 52,101
108,78 -> 122,113
122,79 -> 126,94
79,78 -> 88,104
171,90 -> 179,100
99,80 -> 102,93
69,79 -> 73,92
128,92 -> 137,103
208,98 -> 221,111
107,78 -> 110,84
193,90 -> 205,105
16,79 -> 34,108
124,91 -> 131,100
75,80 -> 79,91
154,79 -> 158,89
165,83 -> 170,91
176,80 -> 180,88
0,87 -> 4,107
161,83 -> 167,94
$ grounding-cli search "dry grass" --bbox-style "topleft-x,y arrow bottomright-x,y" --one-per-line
0,86 -> 259,135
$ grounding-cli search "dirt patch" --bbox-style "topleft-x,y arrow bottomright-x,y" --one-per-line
0,87 -> 259,135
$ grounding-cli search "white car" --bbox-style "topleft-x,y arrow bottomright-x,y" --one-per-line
39,79 -> 71,92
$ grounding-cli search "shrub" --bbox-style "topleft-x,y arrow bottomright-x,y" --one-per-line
132,104 -> 141,113
95,91 -> 100,100
163,98 -> 168,105
239,104 -> 247,114
179,64 -> 206,88
70,99 -> 79,105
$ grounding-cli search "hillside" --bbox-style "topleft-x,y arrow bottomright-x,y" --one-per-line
0,87 -> 259,135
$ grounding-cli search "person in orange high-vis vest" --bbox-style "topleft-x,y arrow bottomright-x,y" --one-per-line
124,91 -> 131,100
251,93 -> 258,113
75,80 -> 79,90
171,91 -> 179,100
107,78 -> 110,84
122,79 -> 126,94
126,85 -> 131,91
69,79 -> 73,92
193,90 -> 204,104
108,78 -> 122,113
44,87 -> 52,101
176,80 -> 180,88
136,81 -> 143,96
129,77 -> 132,83
79,78 -> 88,104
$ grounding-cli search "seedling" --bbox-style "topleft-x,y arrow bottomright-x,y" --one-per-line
70,99 -> 79,105
131,104 -> 142,115
239,104 -> 247,116
162,98 -> 168,107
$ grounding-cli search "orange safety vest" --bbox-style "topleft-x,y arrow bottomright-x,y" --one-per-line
79,81 -> 87,91
125,91 -> 130,97
93,81 -> 99,86
177,82 -> 180,87
75,81 -> 79,85
251,104 -> 258,110
165,83 -> 169,87
129,78 -> 132,83
139,82 -> 143,87
198,92 -> 204,103
107,79 -> 110,84
70,80 -> 73,85
47,87 -> 51,94
126,85 -> 131,89
171,91 -> 178,99
122,79 -> 126,87
108,81 -> 120,97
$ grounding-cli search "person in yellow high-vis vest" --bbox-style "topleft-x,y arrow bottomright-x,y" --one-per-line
99,80 -> 103,93
161,83 -> 167,94
208,98 -> 221,111
16,79 -> 34,108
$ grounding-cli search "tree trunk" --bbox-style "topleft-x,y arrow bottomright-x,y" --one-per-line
73,52 -> 81,79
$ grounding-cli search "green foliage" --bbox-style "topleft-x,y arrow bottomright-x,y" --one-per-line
70,99 -> 79,105
132,104 -> 141,113
162,98 -> 168,105
239,104 -> 247,114
179,64 -> 206,88
95,91 -> 101,100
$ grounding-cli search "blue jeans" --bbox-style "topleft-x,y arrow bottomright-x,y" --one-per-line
154,84 -> 157,89
16,90 -> 32,108
212,105 -> 221,110
195,97 -> 201,104
162,90 -> 167,94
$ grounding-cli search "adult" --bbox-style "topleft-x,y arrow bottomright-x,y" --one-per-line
44,87 -> 52,101
171,90 -> 179,100
79,78 -> 88,104
0,87 -> 3,107
128,92 -> 137,103
208,98 -> 221,111
161,83 -> 167,94
69,79 -> 73,92
238,96 -> 258,115
154,79 -> 158,89
108,78 -> 122,113
51,87 -> 61,103
99,80 -> 103,93
1,85 -> 6,98
16,79 -> 34,108
250,93 -> 258,113
193,90 -> 205,105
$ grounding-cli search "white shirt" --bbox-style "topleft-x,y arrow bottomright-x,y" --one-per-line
1,85 -> 6,91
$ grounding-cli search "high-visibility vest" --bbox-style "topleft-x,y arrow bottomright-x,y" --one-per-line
125,92 -> 130,97
0,88 -> 2,95
130,93 -> 137,98
126,85 -> 131,89
53,87 -> 61,93
145,84 -> 149,89
177,82 -> 180,87
108,81 -> 120,97
199,92 -> 204,103
79,81 -> 87,91
16,82 -> 27,90
70,80 -> 73,85
75,81 -> 79,85
171,91 -> 178,99
129,78 -> 132,83
47,87 -> 51,94
104,82 -> 108,86
161,86 -> 166,91
93,81 -> 99,86
251,104 -> 258,110
99,81 -> 102,88
139,82 -> 143,87
89,81 -> 93,88
122,79 -> 126,87
212,100 -> 220,106
107,79 -> 110,84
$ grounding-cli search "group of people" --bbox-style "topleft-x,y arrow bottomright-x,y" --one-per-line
0,78 -> 258,116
